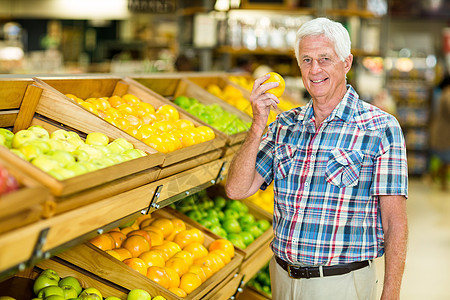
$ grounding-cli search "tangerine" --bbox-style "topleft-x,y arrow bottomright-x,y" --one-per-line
139,250 -> 165,268
147,231 -> 164,246
152,120 -> 176,133
194,255 -> 220,274
80,101 -> 98,114
156,104 -> 179,122
138,102 -> 155,114
89,233 -> 115,251
105,249 -> 122,260
179,272 -> 202,294
175,119 -> 195,130
141,225 -> 164,238
136,214 -> 152,226
164,266 -> 181,289
122,93 -> 141,106
152,241 -> 182,261
208,239 -> 235,258
146,266 -> 170,289
140,218 -> 156,229
123,257 -> 148,276
120,226 -> 135,235
165,257 -> 190,277
110,247 -> 132,261
187,265 -> 207,283
122,235 -> 150,257
183,242 -> 208,260
172,250 -> 194,266
127,230 -> 152,246
108,95 -> 125,107
108,231 -> 127,248
151,218 -> 174,238
209,249 -> 231,264
140,112 -> 158,125
263,72 -> 285,98
169,287 -> 187,298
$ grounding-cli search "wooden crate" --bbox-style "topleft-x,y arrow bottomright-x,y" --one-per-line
56,208 -> 244,300
34,76 -> 226,168
127,76 -> 251,147
0,77 -> 164,197
0,260 -> 128,299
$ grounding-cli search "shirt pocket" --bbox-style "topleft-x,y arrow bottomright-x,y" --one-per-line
325,148 -> 363,188
274,144 -> 297,181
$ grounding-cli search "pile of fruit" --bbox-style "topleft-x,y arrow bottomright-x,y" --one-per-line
247,263 -> 272,298
0,125 -> 146,180
12,268 -> 167,300
0,164 -> 19,196
173,96 -> 251,135
172,190 -> 271,249
66,93 -> 215,153
89,214 -> 235,298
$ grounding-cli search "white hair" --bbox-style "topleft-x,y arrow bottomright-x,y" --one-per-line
294,17 -> 351,63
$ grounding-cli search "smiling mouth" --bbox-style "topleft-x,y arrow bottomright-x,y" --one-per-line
311,78 -> 328,83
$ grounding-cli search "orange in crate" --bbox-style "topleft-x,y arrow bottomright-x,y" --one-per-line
179,272 -> 202,294
121,235 -> 150,257
123,257 -> 147,276
89,233 -> 115,251
146,266 -> 170,289
109,231 -> 127,248
138,250 -> 165,268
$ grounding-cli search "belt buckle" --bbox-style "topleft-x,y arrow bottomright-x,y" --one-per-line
287,264 -> 310,279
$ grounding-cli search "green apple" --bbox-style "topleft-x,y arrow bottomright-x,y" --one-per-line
0,134 -> 6,147
85,132 -> 109,146
66,131 -> 84,148
92,145 -> 111,156
37,286 -> 64,298
60,285 -> 78,299
50,129 -> 70,140
78,161 -> 99,172
32,154 -> 61,172
106,141 -> 125,154
79,287 -> 102,299
48,167 -> 76,180
47,138 -> 66,151
127,289 -> 151,300
10,148 -> 26,160
71,149 -> 90,162
0,296 -> 16,300
92,157 -> 115,169
77,144 -> 103,161
152,296 -> 167,300
58,276 -> 82,296
122,149 -> 146,160
107,153 -> 127,164
104,297 -> 121,300
0,128 -> 14,148
50,150 -> 75,167
28,125 -> 50,140
33,269 -> 60,295
18,143 -> 44,161
12,129 -> 37,149
65,162 -> 89,176
112,138 -> 133,150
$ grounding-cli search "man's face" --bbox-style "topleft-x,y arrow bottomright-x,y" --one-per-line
298,34 -> 352,101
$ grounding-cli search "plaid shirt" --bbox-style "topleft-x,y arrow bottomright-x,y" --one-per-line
256,85 -> 408,266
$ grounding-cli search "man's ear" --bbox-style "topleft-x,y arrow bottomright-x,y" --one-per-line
344,54 -> 353,74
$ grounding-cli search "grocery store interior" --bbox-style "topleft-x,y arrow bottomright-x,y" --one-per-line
0,0 -> 449,299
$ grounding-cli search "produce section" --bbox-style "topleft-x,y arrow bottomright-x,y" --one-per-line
0,73 -> 274,300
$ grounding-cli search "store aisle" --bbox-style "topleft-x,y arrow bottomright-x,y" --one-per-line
375,178 -> 450,299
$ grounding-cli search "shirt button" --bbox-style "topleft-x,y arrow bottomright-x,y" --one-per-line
311,154 -> 315,159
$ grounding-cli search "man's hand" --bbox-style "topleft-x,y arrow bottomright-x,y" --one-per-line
250,74 -> 281,132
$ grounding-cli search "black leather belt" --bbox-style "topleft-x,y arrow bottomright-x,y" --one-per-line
275,256 -> 370,279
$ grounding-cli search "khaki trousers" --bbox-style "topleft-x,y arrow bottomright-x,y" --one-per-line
269,256 -> 377,300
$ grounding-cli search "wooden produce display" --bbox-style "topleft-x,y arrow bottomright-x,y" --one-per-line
34,76 -> 226,171
56,208 -> 244,300
126,76 -> 252,148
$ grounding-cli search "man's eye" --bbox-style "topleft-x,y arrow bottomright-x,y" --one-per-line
303,58 -> 311,64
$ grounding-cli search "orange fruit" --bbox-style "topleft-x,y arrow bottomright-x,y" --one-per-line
175,119 -> 195,130
194,254 -> 221,274
152,241 -> 182,261
123,114 -> 142,127
109,231 -> 127,248
166,219 -> 186,241
209,249 -> 231,264
146,266 -> 170,289
188,265 -> 207,283
65,93 -> 78,101
202,266 -> 214,279
173,230 -> 194,249
165,132 -> 183,151
123,257 -> 147,276
196,126 -> 215,141
208,239 -> 235,258
263,72 -> 285,98
165,257 -> 190,277
120,226 -> 135,235
141,225 -> 164,238
138,124 -> 162,140
173,250 -> 194,266
122,235 -> 150,257
139,250 -> 165,268
127,230 -> 152,246
80,101 -> 98,114
156,104 -> 179,122
122,93 -> 141,106
144,135 -> 169,153
114,117 -> 132,130
124,125 -> 143,140
151,218 -> 174,238
140,112 -> 159,125
179,272 -> 202,294
87,97 -> 111,111
105,249 -> 122,260
138,102 -> 155,114
108,95 -> 125,107
208,252 -> 226,270
136,214 -> 152,226
110,247 -> 132,261
147,231 -> 164,246
89,233 -> 115,251
140,218 -> 156,229
169,287 -> 187,298
183,242 -> 208,260
152,120 -> 176,133
189,228 -> 205,244
164,266 -> 181,289
104,107 -> 123,119
116,103 -> 137,115
131,220 -> 141,230
109,227 -> 121,232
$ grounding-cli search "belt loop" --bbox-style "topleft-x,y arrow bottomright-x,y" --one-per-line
368,260 -> 372,267
319,265 -> 324,277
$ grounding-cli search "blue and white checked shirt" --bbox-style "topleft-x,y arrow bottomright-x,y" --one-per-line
256,85 -> 408,266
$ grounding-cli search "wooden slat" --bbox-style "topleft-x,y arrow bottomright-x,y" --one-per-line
239,238 -> 273,285
0,112 -> 18,128
13,84 -> 43,132
0,79 -> 32,110
204,272 -> 243,300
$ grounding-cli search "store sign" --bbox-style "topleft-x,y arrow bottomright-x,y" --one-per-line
128,0 -> 176,13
